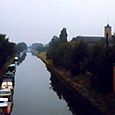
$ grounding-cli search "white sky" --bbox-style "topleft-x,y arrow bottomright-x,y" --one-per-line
0,0 -> 115,45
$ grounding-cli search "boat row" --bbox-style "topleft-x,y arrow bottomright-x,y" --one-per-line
0,57 -> 18,115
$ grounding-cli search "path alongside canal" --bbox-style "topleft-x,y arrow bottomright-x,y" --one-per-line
37,52 -> 112,115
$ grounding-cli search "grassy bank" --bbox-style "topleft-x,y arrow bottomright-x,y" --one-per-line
37,52 -> 115,115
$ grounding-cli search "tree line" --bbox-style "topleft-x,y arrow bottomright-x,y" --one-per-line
46,28 -> 115,93
0,34 -> 28,67
0,34 -> 16,68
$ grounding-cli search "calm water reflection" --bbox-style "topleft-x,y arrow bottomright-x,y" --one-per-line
11,53 -> 71,115
50,73 -> 104,115
10,53 -> 104,115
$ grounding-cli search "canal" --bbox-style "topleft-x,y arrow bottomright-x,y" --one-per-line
11,53 -> 71,115
11,53 -> 103,115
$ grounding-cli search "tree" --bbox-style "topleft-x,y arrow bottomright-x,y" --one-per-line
47,34 -> 70,67
31,43 -> 44,52
59,28 -> 68,42
46,36 -> 59,60
84,43 -> 114,93
16,42 -> 27,53
0,34 -> 16,67
69,39 -> 89,75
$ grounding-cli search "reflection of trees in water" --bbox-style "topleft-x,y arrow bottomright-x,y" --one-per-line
17,52 -> 27,65
50,73 -> 104,115
30,49 -> 38,56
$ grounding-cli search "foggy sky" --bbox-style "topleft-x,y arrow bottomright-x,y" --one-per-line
0,0 -> 115,45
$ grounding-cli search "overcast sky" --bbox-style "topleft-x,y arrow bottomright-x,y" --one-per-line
0,0 -> 115,45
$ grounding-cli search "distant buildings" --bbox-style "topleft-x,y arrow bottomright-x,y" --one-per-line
71,24 -> 113,46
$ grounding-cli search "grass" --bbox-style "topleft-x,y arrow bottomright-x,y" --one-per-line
37,52 -> 115,114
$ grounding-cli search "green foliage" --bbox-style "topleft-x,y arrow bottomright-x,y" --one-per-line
87,45 -> 114,92
16,42 -> 27,53
47,35 -> 69,66
69,39 -> 89,75
0,34 -> 6,40
59,28 -> 68,42
47,36 -> 60,60
47,27 -> 68,62
47,29 -> 89,75
47,28 -> 115,93
0,34 -> 16,67
31,43 -> 44,52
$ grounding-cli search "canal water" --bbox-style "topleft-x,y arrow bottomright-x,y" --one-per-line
11,53 -> 72,115
11,53 -> 103,115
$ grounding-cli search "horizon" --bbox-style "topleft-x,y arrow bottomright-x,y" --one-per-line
0,0 -> 115,44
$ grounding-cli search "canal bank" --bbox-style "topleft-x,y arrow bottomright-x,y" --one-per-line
50,72 -> 105,115
0,54 -> 16,85
37,52 -> 111,115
